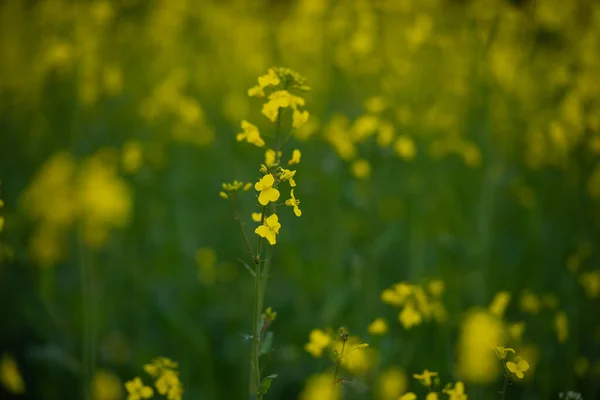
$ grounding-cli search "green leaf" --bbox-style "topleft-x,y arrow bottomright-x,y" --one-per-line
259,374 -> 278,396
260,331 -> 273,355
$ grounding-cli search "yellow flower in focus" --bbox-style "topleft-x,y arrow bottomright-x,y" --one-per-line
351,159 -> 371,180
125,377 -> 153,400
399,393 -> 417,400
555,311 -> 569,343
394,135 -> 416,161
254,214 -> 281,245
413,369 -> 438,388
285,189 -> 302,217
399,302 -> 422,329
494,346 -> 515,360
506,356 -> 529,379
293,109 -> 310,129
92,369 -> 122,400
262,90 -> 305,122
254,174 -> 280,206
489,291 -> 511,318
288,149 -> 302,165
457,310 -> 504,384
279,168 -> 297,187
236,120 -> 265,147
368,318 -> 388,335
300,373 -> 339,400
378,367 -> 407,400
251,213 -> 262,222
304,329 -> 331,357
0,354 -> 25,394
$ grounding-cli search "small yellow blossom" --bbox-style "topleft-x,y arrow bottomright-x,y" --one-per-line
413,369 -> 438,388
288,149 -> 302,165
255,174 -> 280,206
506,356 -> 529,379
285,189 -> 302,217
489,291 -> 511,318
444,381 -> 467,400
351,159 -> 371,179
262,90 -> 305,122
263,306 -> 277,323
125,377 -> 153,400
368,318 -> 388,335
555,311 -> 569,343
293,109 -> 310,128
304,329 -> 331,357
0,354 -> 25,394
236,120 -> 265,147
264,149 -> 281,167
399,302 -> 422,329
248,68 -> 281,98
219,191 -> 228,199
399,393 -> 417,400
255,214 -> 281,245
251,213 -> 262,222
279,168 -> 297,187
494,346 -> 515,360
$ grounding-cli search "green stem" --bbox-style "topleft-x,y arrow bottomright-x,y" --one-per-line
500,375 -> 509,400
251,206 -> 267,399
230,194 -> 255,260
332,340 -> 346,400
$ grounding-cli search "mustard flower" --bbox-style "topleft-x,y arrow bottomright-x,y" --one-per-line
413,369 -> 438,388
426,393 -> 440,400
506,356 -> 529,379
251,212 -> 262,222
367,318 -> 388,335
236,120 -> 265,147
351,159 -> 371,179
248,68 -> 281,98
399,393 -> 417,400
219,191 -> 228,199
279,168 -> 297,187
489,291 -> 511,318
399,302 -> 422,329
292,109 -> 310,129
254,174 -> 280,206
265,149 -> 281,167
262,90 -> 305,122
255,214 -> 281,245
494,346 -> 515,360
444,382 -> 467,400
304,329 -> 331,358
285,189 -> 302,217
125,377 -> 153,400
288,149 -> 301,165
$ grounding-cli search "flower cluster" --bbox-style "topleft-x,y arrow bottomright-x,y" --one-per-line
400,369 -> 468,400
380,279 -> 447,329
125,357 -> 183,400
495,346 -> 530,380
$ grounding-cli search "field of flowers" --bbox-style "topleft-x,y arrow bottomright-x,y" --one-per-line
1,0 -> 600,399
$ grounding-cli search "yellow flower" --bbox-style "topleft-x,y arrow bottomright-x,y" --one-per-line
254,174 -> 280,206
520,290 -> 541,314
489,291 -> 511,318
399,393 -> 417,400
304,329 -> 332,357
285,189 -> 302,217
394,135 -> 416,161
279,168 -> 297,187
555,311 -> 569,343
248,68 -> 281,98
293,109 -> 310,128
413,369 -> 438,388
351,159 -> 371,179
300,373 -> 339,400
399,302 -> 422,329
506,356 -> 529,379
428,279 -> 445,297
507,322 -> 526,342
288,149 -> 302,165
494,346 -> 515,360
378,367 -> 407,400
219,191 -> 229,199
93,369 -> 122,400
368,318 -> 388,335
579,270 -> 600,298
426,393 -> 440,400
444,381 -> 467,400
251,213 -> 262,222
125,377 -> 153,400
0,354 -> 25,394
265,149 -> 281,167
262,90 -> 305,122
236,120 -> 265,147
254,214 -> 281,245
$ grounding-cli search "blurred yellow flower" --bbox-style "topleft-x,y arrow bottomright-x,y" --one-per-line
254,174 -> 280,206
351,159 -> 371,180
124,377 -> 152,400
394,135 -> 416,161
520,291 -> 541,314
254,214 -> 281,245
122,141 -> 143,173
489,291 -> 511,318
377,367 -> 407,400
444,381 -> 467,400
304,329 -> 331,358
579,270 -> 600,298
506,356 -> 529,379
428,279 -> 445,297
92,369 -> 122,400
426,393 -> 440,400
399,302 -> 422,329
413,369 -> 438,388
0,354 -> 25,394
555,311 -> 569,343
368,318 -> 388,335
507,322 -> 526,342
399,393 -> 417,400
251,213 -> 263,222
288,149 -> 302,165
300,373 -> 339,400
293,109 -> 310,129
237,120 -> 265,147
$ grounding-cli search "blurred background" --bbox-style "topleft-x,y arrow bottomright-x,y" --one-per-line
1,0 -> 600,399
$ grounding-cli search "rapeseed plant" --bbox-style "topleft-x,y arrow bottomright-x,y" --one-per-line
495,346 -> 530,399
125,357 -> 183,400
